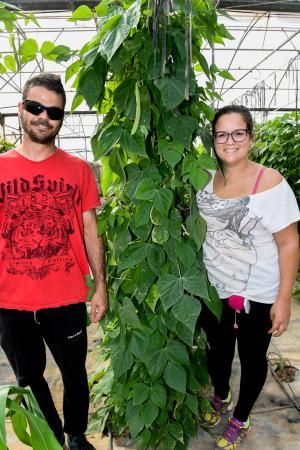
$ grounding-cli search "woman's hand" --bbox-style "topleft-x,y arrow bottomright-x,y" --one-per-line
268,299 -> 291,337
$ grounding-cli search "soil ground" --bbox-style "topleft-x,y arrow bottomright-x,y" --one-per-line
1,299 -> 300,450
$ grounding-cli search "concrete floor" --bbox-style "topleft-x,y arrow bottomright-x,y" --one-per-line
1,299 -> 300,450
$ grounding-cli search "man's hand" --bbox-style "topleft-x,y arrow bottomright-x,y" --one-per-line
268,299 -> 291,337
90,283 -> 108,323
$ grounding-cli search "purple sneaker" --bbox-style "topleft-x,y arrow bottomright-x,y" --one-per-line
200,392 -> 233,427
215,416 -> 251,449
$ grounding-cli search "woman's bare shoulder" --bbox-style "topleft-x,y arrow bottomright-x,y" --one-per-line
259,167 -> 283,192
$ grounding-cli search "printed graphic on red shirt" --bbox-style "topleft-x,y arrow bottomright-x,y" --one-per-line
0,175 -> 80,280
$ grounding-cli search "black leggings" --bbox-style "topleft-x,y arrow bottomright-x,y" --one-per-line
200,299 -> 272,422
0,303 -> 89,443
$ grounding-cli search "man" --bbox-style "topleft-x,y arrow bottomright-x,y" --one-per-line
0,73 -> 108,450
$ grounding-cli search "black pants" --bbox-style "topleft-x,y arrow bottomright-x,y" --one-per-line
0,303 -> 89,444
200,299 -> 272,422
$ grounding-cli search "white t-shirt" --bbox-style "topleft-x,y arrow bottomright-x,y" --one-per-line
196,171 -> 300,304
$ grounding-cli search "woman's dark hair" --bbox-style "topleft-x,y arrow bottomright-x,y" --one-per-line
22,73 -> 66,109
212,104 -> 254,136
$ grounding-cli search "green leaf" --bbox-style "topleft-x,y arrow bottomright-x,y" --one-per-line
145,284 -> 160,312
182,268 -> 209,298
198,101 -> 215,121
136,429 -> 151,450
152,226 -> 169,244
93,126 -> 123,159
128,413 -> 144,439
153,188 -> 173,216
157,274 -> 183,311
218,70 -> 235,81
172,294 -> 201,335
198,153 -> 216,170
124,0 -> 141,28
133,178 -> 156,200
65,59 -> 82,82
194,49 -> 210,78
133,383 -> 149,406
189,167 -> 210,191
165,340 -> 189,366
118,242 -> 149,270
205,285 -> 222,320
114,79 -> 135,113
164,362 -> 186,394
141,400 -> 159,428
154,76 -> 185,110
145,348 -> 167,378
120,129 -> 147,157
11,410 -> 31,446
147,244 -> 166,275
158,139 -> 184,168
70,92 -> 84,113
0,62 -> 6,74
78,67 -> 103,109
165,116 -> 197,149
69,5 -> 94,21
169,422 -> 184,444
20,38 -> 38,57
175,240 -> 196,268
185,393 -> 199,416
135,201 -> 152,228
186,215 -> 206,250
128,327 -> 151,361
122,297 -> 141,328
40,41 -> 55,56
0,385 -> 9,446
4,54 -> 16,71
150,384 -> 167,409
132,261 -> 156,303
111,345 -> 134,379
99,20 -> 130,61
176,322 -> 194,346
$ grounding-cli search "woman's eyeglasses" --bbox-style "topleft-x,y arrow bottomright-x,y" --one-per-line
214,129 -> 249,144
22,100 -> 64,121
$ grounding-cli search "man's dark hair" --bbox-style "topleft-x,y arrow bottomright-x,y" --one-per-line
22,73 -> 66,109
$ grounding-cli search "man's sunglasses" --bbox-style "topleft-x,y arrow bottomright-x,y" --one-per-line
22,100 -> 64,121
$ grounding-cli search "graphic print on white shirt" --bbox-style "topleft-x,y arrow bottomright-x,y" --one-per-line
196,171 -> 300,304
197,190 -> 262,292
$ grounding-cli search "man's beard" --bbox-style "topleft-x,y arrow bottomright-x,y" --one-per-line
21,114 -> 62,145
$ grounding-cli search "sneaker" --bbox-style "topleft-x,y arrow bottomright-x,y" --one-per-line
67,434 -> 96,450
201,392 -> 233,427
215,416 -> 251,449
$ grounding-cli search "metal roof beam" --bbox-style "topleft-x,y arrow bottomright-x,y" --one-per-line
6,0 -> 300,13
218,1 -> 300,13
5,1 -> 99,11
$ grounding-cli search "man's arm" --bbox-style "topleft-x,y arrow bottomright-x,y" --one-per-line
269,222 -> 299,337
83,209 -> 108,323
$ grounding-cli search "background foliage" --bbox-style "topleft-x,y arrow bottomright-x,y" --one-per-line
0,385 -> 62,450
67,1 -> 234,448
0,1 -> 74,74
251,112 -> 300,203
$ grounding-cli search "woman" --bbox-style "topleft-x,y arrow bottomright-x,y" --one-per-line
196,105 -> 299,449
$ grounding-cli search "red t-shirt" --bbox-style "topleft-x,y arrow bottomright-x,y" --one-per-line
0,149 -> 100,311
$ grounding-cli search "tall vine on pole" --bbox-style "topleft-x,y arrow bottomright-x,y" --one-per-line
71,1 -> 234,449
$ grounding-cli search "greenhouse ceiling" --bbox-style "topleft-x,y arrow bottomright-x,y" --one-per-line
8,0 -> 300,13
1,0 -> 299,160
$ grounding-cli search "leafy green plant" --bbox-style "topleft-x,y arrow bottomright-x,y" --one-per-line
0,385 -> 62,450
67,1 -> 234,448
251,113 -> 300,202
0,138 -> 14,153
0,1 -> 75,73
